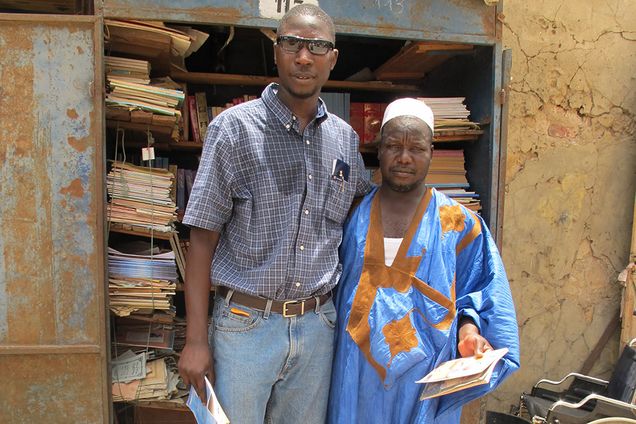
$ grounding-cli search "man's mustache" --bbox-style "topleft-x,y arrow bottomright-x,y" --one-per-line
390,167 -> 416,174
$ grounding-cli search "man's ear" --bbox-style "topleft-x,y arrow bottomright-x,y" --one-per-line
330,48 -> 339,70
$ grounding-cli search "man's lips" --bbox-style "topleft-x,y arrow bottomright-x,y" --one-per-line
391,168 -> 415,175
292,73 -> 315,80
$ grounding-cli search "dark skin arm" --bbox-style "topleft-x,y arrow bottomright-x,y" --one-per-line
177,227 -> 220,401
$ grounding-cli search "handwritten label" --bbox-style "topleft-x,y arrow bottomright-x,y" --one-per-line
376,0 -> 406,15
259,0 -> 320,19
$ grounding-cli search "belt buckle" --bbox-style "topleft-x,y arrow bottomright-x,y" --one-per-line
282,299 -> 305,317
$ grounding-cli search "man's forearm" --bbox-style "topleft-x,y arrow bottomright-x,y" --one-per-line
184,228 -> 220,344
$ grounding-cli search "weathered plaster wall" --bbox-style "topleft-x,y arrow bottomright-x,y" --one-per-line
487,0 -> 636,416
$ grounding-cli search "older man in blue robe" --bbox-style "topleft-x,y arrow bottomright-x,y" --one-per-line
328,98 -> 520,423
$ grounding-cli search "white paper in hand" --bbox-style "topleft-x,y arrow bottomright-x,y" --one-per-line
186,376 -> 230,424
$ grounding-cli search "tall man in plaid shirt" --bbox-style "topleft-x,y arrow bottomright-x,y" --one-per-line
178,4 -> 371,423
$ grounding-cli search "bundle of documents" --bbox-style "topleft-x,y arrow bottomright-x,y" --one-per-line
114,321 -> 176,350
107,161 -> 177,232
106,77 -> 184,117
112,356 -> 180,402
417,348 -> 509,400
109,276 -> 176,317
186,376 -> 230,424
417,97 -> 482,136
108,246 -> 178,281
105,19 -> 195,62
105,56 -> 151,84
108,242 -> 178,316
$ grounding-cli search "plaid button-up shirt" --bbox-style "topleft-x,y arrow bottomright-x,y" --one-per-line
183,84 -> 371,300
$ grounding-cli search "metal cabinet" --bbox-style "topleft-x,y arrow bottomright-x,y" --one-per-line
100,0 -> 510,244
0,14 -> 108,424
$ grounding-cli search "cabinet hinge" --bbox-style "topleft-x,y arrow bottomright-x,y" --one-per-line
499,88 -> 507,105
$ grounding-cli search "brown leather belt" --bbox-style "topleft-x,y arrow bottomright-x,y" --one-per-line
216,286 -> 331,317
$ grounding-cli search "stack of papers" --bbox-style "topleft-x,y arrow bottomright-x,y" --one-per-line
108,245 -> 177,317
105,56 -> 151,84
417,97 -> 482,136
426,149 -> 469,188
108,247 -> 178,281
186,376 -> 230,424
106,77 -> 184,117
107,161 -> 177,232
114,321 -> 176,350
417,348 -> 509,400
112,356 -> 180,402
437,188 -> 481,212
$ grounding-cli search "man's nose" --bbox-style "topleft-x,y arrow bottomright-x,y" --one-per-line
295,44 -> 314,64
396,148 -> 413,163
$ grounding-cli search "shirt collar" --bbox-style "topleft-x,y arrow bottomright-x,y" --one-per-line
261,83 -> 328,133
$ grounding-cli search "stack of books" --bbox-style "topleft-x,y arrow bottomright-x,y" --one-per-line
418,97 -> 482,142
107,77 -> 184,117
186,93 -> 259,143
105,56 -> 151,84
426,149 -> 468,187
438,188 -> 481,212
105,73 -> 185,140
107,245 -> 177,317
106,161 -> 177,232
426,150 -> 482,212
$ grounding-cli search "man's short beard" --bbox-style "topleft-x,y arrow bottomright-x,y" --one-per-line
386,180 -> 423,193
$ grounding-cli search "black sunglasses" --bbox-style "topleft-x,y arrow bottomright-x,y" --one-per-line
276,35 -> 335,56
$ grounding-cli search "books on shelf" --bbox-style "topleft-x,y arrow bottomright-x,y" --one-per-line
186,94 -> 258,143
438,188 -> 481,212
417,348 -> 508,400
417,97 -> 482,139
105,68 -> 185,141
105,56 -> 151,84
107,161 -> 178,231
107,240 -> 178,318
350,102 -> 388,145
195,92 -> 210,142
425,149 -> 468,186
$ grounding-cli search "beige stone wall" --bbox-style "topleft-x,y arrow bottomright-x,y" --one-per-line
484,0 -> 636,417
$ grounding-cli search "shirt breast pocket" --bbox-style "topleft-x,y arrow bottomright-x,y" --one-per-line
324,178 -> 353,225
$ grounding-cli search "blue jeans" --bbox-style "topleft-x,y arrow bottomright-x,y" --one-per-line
209,293 -> 336,424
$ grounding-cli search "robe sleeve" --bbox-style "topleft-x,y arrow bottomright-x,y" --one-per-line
435,212 -> 520,417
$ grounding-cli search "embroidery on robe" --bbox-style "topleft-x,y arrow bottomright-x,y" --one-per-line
346,189 -> 457,382
383,312 -> 419,367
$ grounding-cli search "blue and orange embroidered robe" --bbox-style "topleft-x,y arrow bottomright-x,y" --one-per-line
328,187 -> 520,424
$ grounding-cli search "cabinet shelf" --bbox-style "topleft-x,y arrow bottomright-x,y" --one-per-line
171,71 -> 420,92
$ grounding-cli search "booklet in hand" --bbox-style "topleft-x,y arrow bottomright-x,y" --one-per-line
417,347 -> 508,401
186,376 -> 230,424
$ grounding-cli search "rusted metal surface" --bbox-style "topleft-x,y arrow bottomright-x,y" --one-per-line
0,14 -> 108,423
0,354 -> 104,422
101,0 -> 498,44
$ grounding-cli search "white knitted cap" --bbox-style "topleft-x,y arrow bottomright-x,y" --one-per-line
381,98 -> 434,133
